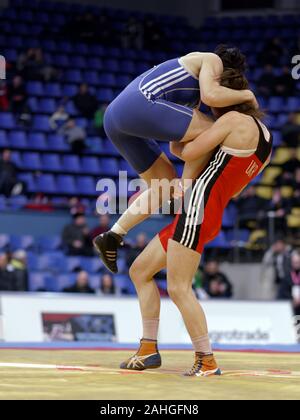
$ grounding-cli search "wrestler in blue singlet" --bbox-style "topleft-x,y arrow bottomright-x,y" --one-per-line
104,58 -> 201,174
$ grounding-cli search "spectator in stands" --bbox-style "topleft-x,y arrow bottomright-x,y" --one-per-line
7,75 -> 31,126
100,273 -> 116,295
281,113 -> 300,148
9,250 -> 28,291
73,84 -> 98,119
263,237 -> 293,298
122,17 -> 143,50
276,149 -> 300,187
265,188 -> 292,232
202,260 -> 233,299
17,48 -> 58,82
0,81 -> 9,111
291,252 -> 300,316
126,233 -> 148,268
260,37 -> 284,66
236,186 -> 268,229
59,118 -> 86,154
49,105 -> 69,131
0,149 -> 23,197
62,270 -> 95,294
62,213 -> 93,256
69,197 -> 87,217
89,214 -> 111,240
257,64 -> 276,97
275,66 -> 297,97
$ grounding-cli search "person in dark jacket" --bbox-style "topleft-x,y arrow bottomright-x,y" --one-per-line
62,213 -> 93,256
202,260 -> 233,299
73,83 -> 98,119
0,149 -> 21,197
63,271 -> 95,294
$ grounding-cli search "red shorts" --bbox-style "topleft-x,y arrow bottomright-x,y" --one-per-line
159,150 -> 231,254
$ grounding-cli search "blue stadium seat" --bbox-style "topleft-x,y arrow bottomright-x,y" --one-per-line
65,256 -> 83,272
78,257 -> 103,273
41,154 -> 62,172
54,54 -> 70,68
38,235 -> 62,251
87,57 -> 103,70
287,97 -> 300,112
226,229 -> 250,245
77,176 -> 96,195
9,131 -> 28,149
35,174 -> 57,194
10,234 -> 34,250
268,97 -> 285,113
27,81 -> 44,97
62,155 -> 81,173
48,274 -> 76,292
9,195 -> 28,210
11,151 -> 22,167
18,173 -> 36,192
62,84 -> 78,97
206,231 -> 231,249
44,83 -> 62,98
83,70 -> 99,85
33,115 -> 51,132
98,73 -> 116,87
81,157 -> 101,175
39,98 -> 57,114
29,272 -> 49,291
28,133 -> 48,150
97,88 -> 115,103
0,130 -> 8,147
47,134 -> 69,151
64,69 -> 82,83
56,175 -> 78,195
0,113 -> 16,130
22,152 -> 42,170
69,56 -> 87,69
99,158 -> 119,176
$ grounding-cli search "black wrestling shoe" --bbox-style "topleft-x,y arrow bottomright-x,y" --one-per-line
93,231 -> 124,274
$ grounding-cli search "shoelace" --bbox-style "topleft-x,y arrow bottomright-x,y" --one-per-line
186,357 -> 202,376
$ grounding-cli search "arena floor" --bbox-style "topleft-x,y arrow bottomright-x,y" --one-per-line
0,349 -> 300,400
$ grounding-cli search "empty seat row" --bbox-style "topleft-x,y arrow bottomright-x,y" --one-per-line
18,173 -> 111,195
15,153 -> 120,175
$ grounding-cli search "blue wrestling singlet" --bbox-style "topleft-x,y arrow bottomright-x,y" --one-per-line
104,58 -> 201,174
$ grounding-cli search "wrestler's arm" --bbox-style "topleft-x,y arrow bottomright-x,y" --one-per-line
177,116 -> 231,162
199,53 -> 257,108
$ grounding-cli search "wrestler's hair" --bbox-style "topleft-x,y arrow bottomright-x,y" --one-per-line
217,68 -> 266,120
215,44 -> 247,73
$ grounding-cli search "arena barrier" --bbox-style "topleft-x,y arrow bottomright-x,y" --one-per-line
0,293 -> 296,345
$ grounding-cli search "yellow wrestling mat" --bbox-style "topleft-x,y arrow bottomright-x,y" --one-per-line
0,349 -> 300,400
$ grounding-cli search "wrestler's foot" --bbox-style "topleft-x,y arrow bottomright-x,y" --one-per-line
120,339 -> 162,371
183,353 -> 221,377
93,231 -> 124,274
